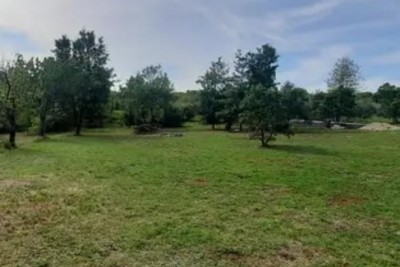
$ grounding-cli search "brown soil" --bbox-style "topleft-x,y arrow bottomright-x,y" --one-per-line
329,196 -> 365,206
191,178 -> 209,187
218,242 -> 322,267
360,122 -> 400,131
0,180 -> 31,188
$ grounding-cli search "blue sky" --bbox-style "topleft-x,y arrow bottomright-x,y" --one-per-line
0,0 -> 399,91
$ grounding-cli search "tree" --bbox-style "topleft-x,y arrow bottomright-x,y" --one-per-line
280,81 -> 310,121
375,83 -> 400,123
323,86 -> 356,122
241,44 -> 291,147
219,50 -> 250,131
25,57 -> 62,136
310,91 -> 327,121
243,85 -> 290,147
355,92 -> 378,119
53,29 -> 113,136
327,57 -> 362,89
197,57 -> 230,130
174,90 -> 200,122
121,65 -> 174,128
0,55 -> 27,148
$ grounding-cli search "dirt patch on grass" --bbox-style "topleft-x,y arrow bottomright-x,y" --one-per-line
360,122 -> 400,131
329,196 -> 365,207
262,185 -> 292,199
191,178 -> 209,187
216,243 -> 323,267
0,179 -> 32,188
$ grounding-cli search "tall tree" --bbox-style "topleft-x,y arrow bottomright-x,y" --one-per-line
197,57 -> 230,130
375,83 -> 400,123
327,57 -> 362,89
0,56 -> 27,148
241,44 -> 291,147
219,50 -> 250,131
25,57 -> 61,136
324,57 -> 360,122
53,29 -> 113,135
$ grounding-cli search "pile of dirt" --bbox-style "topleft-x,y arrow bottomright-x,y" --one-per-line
331,124 -> 345,130
360,122 -> 400,131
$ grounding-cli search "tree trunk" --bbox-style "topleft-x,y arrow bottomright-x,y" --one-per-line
212,123 -> 215,130
39,113 -> 47,137
3,72 -> 16,148
260,129 -> 266,147
7,105 -> 17,148
225,122 -> 232,132
239,123 -> 243,132
75,112 -> 83,136
260,129 -> 273,148
150,108 -> 154,124
75,123 -> 82,136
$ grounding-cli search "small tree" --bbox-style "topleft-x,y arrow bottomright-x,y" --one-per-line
310,91 -> 327,121
355,92 -> 378,119
280,81 -> 310,121
121,65 -> 174,130
243,85 -> 291,147
323,86 -> 356,122
375,83 -> 400,123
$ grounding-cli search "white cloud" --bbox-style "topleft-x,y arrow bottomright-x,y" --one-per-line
362,77 -> 400,91
0,0 -> 398,91
278,45 -> 353,91
370,51 -> 400,65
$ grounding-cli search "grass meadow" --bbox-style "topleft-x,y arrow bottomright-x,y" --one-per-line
0,126 -> 399,266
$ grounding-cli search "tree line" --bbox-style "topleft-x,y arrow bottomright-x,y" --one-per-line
1,29 -> 400,148
194,48 -> 400,145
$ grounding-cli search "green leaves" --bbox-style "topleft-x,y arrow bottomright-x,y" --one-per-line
121,65 -> 175,126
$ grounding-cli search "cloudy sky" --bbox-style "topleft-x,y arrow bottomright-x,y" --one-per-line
0,0 -> 399,91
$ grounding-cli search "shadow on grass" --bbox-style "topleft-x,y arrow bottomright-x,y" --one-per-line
43,133 -> 165,145
268,144 -> 337,156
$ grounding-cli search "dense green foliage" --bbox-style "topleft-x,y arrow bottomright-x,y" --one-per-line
1,32 -> 400,147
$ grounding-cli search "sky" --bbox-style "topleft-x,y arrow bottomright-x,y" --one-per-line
0,0 -> 399,92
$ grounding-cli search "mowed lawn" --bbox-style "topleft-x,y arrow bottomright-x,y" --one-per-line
0,127 -> 399,267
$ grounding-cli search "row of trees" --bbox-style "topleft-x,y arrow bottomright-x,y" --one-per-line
1,30 -> 399,148
0,29 -> 194,148
0,29 -> 112,148
196,48 -> 400,145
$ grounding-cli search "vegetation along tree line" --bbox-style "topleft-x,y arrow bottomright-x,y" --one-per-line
1,29 -> 400,148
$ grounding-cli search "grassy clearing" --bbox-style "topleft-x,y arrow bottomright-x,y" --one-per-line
0,127 -> 399,266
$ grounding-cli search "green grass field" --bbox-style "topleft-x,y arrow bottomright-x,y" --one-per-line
0,127 -> 399,266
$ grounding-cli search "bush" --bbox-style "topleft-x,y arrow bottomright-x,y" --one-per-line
27,117 -> 40,136
108,110 -> 125,127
